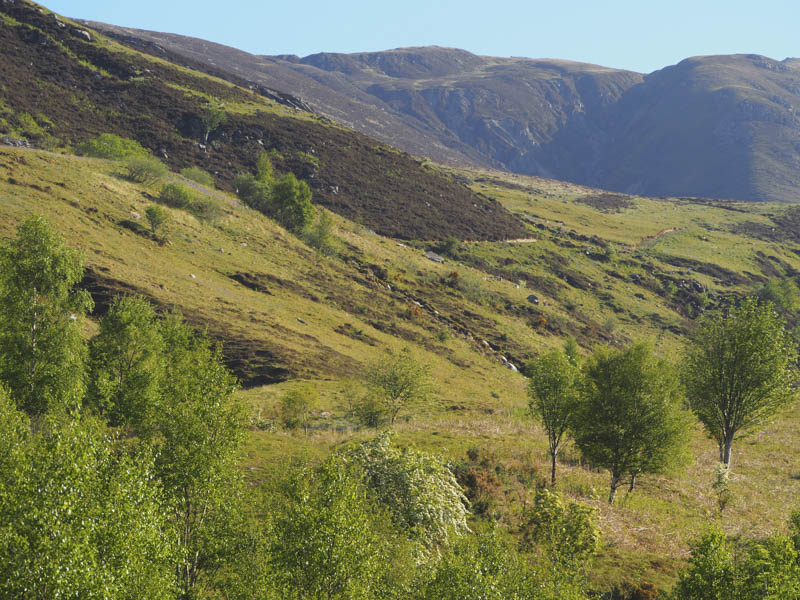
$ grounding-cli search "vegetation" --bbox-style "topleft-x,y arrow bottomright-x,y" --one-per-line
279,382 -> 318,432
0,216 -> 92,415
180,165 -> 215,187
573,343 -> 691,502
683,298 -> 798,468
125,155 -> 169,185
145,204 -> 169,238
527,347 -> 581,484
75,132 -> 150,160
362,350 -> 433,426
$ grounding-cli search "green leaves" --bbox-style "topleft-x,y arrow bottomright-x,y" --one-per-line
345,433 -> 469,554
572,343 -> 690,502
683,297 -> 798,467
0,215 -> 92,415
362,350 -> 433,426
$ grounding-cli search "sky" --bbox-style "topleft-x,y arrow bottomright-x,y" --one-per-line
45,0 -> 799,74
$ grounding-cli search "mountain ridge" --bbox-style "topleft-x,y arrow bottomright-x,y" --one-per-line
77,23 -> 800,203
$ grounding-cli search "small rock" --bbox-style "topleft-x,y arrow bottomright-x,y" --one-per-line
72,29 -> 92,42
130,211 -> 140,220
424,250 -> 445,263
189,273 -> 196,279
526,294 -> 539,305
296,317 -> 307,325
240,242 -> 248,247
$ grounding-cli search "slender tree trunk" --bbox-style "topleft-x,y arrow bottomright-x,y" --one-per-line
550,449 -> 557,485
608,475 -> 620,503
629,472 -> 637,493
723,434 -> 734,469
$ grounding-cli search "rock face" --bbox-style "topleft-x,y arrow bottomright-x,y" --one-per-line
80,23 -> 800,203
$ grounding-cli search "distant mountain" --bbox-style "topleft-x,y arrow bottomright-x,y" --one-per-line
78,25 -> 800,203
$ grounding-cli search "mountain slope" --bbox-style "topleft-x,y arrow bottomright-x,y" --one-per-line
81,25 -> 800,203
0,1 -> 526,241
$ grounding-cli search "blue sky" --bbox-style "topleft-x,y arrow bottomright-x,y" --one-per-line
46,0 -> 798,73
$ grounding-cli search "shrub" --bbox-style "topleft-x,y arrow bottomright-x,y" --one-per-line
180,166 -> 215,188
158,183 -> 193,209
188,196 -> 225,222
145,205 -> 168,238
302,209 -> 337,257
76,133 -> 149,160
125,156 -> 168,185
279,384 -> 318,433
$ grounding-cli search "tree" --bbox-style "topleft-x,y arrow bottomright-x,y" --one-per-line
344,433 -> 469,554
145,204 -> 169,238
362,350 -> 433,426
527,349 -> 581,484
683,297 -> 797,468
423,528 -> 542,600
270,456 -> 391,600
279,382 -> 318,433
200,105 -> 227,143
0,396 -> 176,599
520,488 -> 598,599
87,295 -> 164,426
671,528 -> 736,600
573,343 -> 691,502
75,132 -> 150,160
143,313 -> 246,599
0,216 -> 92,415
271,172 -> 314,233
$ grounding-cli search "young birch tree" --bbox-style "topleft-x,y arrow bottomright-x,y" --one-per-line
683,297 -> 797,469
527,349 -> 581,485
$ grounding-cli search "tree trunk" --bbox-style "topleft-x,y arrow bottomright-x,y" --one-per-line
550,450 -> 557,485
608,475 -> 620,503
629,472 -> 637,493
723,435 -> 733,469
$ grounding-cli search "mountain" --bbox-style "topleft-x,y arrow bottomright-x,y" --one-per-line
79,25 -> 800,203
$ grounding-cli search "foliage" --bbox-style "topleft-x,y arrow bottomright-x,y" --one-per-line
0,215 -> 92,415
200,105 -> 227,143
362,349 -> 433,425
159,182 -> 194,209
188,195 -> 225,222
256,151 -> 274,182
279,382 -> 318,433
756,277 -> 799,314
421,528 -> 542,600
671,528 -> 736,600
143,313 -> 246,599
302,208 -> 338,257
271,172 -> 315,233
683,297 -> 798,467
145,204 -> 169,237
75,132 -> 150,159
711,463 -> 733,514
87,295 -> 164,426
270,456 -> 391,600
125,155 -> 168,185
345,433 -> 470,554
672,526 -> 800,600
234,173 -> 272,213
0,400 -> 176,599
180,165 -> 215,188
573,343 -> 691,502
527,349 -> 581,484
520,488 -> 599,567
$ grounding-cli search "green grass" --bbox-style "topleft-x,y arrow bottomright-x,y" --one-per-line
3,147 -> 800,595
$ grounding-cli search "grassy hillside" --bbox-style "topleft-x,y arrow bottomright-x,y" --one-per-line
3,1 -> 800,595
3,145 -> 800,595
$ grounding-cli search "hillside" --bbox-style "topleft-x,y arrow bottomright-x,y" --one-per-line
82,25 -> 800,204
0,0 -> 526,241
4,1 -> 800,596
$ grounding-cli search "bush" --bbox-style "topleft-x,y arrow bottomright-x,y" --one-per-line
125,156 -> 168,185
180,166 -> 215,188
302,209 -> 337,257
279,384 -> 318,433
158,183 -> 193,209
188,196 -> 225,222
145,205 -> 168,238
76,133 -> 150,160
